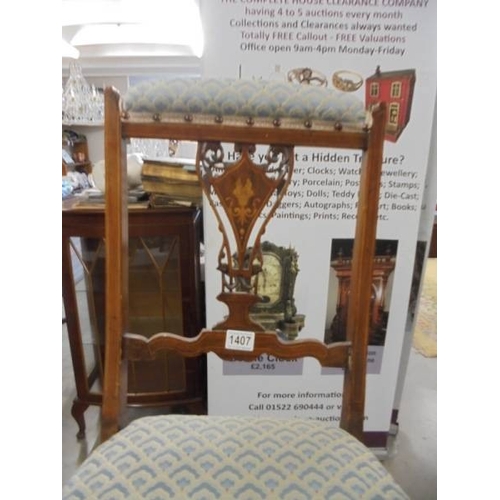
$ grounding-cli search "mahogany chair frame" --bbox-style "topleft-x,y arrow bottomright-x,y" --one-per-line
102,86 -> 387,445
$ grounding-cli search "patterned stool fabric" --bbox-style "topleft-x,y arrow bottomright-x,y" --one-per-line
123,78 -> 367,131
63,415 -> 408,499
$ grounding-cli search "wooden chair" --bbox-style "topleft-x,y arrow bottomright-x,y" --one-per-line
63,79 -> 408,498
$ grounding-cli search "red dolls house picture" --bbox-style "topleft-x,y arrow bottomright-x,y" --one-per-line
365,66 -> 416,143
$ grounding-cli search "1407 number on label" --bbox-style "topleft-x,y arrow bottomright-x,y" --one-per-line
225,330 -> 255,352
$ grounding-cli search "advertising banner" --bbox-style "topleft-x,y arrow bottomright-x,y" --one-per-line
200,0 -> 436,448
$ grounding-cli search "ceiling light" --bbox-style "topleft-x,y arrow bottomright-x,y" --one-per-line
62,39 -> 80,59
71,23 -> 188,46
62,0 -> 204,64
71,22 -> 203,58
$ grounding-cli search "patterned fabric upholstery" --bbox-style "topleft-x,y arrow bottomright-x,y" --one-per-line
63,415 -> 408,499
123,79 -> 367,131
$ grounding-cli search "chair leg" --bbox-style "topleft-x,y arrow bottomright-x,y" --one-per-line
101,87 -> 129,443
340,103 -> 386,441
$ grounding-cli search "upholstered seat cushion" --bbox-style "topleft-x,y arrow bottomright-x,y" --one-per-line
123,79 -> 367,131
63,415 -> 408,499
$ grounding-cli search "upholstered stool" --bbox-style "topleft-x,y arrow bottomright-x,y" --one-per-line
63,78 -> 408,499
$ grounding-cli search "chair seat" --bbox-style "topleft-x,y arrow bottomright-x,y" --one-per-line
123,78 -> 368,131
63,415 -> 408,499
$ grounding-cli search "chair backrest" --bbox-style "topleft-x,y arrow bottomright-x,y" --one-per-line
102,78 -> 386,444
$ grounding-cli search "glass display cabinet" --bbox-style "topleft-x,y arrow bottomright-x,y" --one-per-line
62,205 -> 205,438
